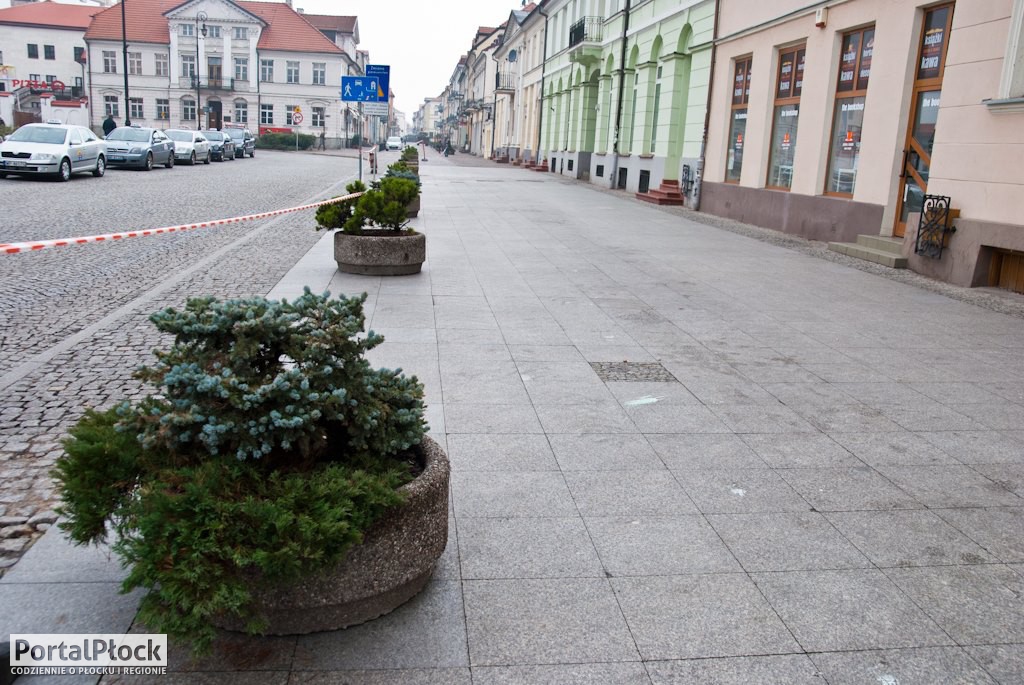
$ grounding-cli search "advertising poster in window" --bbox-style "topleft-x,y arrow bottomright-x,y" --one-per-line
837,33 -> 860,92
794,50 -> 805,96
918,8 -> 948,80
857,29 -> 874,90
777,54 -> 794,99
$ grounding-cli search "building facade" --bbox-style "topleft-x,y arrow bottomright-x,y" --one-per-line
492,3 -> 546,164
0,2 -> 96,126
84,0 -> 354,141
702,0 -> 1024,292
539,0 -> 715,205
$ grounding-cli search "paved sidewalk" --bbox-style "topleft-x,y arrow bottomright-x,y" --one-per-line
4,154 -> 1024,684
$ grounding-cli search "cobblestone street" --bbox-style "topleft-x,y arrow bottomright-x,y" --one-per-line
0,150 -> 361,570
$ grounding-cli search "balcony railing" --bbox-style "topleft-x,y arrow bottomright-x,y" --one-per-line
569,16 -> 602,47
495,71 -> 518,92
180,76 -> 240,92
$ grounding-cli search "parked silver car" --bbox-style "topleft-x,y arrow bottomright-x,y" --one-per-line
225,127 -> 255,158
104,126 -> 175,170
204,131 -> 236,161
165,129 -> 211,165
0,122 -> 106,181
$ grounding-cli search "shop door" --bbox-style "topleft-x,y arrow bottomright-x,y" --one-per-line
895,3 -> 954,237
207,100 -> 222,130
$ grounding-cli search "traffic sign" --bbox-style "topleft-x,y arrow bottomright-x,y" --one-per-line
365,64 -> 390,101
292,112 -> 304,124
294,106 -> 302,114
341,75 -> 385,102
362,101 -> 388,116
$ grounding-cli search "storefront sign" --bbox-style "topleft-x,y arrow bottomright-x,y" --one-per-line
781,132 -> 791,151
838,34 -> 858,92
777,56 -> 793,99
841,129 -> 857,152
10,79 -> 65,91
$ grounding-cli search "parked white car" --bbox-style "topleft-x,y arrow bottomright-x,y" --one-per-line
386,136 -> 402,151
165,129 -> 211,165
0,122 -> 106,181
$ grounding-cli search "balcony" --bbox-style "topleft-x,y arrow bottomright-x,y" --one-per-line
495,71 -> 518,93
568,16 -> 602,66
179,76 -> 240,92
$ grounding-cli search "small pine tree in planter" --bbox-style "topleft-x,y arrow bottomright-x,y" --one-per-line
318,176 -> 425,275
54,290 -> 449,654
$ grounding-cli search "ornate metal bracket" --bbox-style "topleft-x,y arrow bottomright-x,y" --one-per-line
914,194 -> 956,260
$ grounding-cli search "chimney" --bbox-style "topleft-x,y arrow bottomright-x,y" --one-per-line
284,0 -> 292,7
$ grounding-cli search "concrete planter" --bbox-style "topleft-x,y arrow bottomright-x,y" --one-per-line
407,196 -> 421,218
334,229 -> 425,275
214,436 -> 449,635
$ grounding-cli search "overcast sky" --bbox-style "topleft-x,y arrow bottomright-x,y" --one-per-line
295,0 -> 525,120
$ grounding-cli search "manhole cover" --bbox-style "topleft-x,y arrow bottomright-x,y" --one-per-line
591,362 -> 677,382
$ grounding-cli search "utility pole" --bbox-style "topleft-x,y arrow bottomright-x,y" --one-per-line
121,0 -> 131,126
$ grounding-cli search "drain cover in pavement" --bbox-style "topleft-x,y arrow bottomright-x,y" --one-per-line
591,362 -> 677,382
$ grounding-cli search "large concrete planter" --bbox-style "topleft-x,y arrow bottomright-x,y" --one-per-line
334,229 -> 425,275
406,196 -> 421,218
214,436 -> 449,635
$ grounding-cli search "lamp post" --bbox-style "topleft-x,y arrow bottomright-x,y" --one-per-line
120,0 -> 131,126
195,11 -> 207,130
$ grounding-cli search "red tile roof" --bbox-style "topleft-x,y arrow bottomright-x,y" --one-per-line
239,1 -> 341,54
0,1 -> 99,30
303,14 -> 357,34
84,0 -> 343,54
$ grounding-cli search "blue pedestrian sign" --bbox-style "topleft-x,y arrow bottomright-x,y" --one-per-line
341,75 -> 383,102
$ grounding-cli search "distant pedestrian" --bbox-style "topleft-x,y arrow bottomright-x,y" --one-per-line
102,114 -> 116,137
318,131 -> 326,150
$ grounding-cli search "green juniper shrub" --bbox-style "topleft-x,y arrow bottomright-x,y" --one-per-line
314,180 -> 368,231
256,132 -> 316,150
55,290 -> 427,654
344,177 -> 419,233
401,146 -> 418,161
384,162 -> 420,187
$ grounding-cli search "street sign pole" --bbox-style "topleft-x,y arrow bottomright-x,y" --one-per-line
357,103 -> 363,183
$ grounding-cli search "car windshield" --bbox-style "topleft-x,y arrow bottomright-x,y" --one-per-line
165,131 -> 194,142
106,128 -> 151,142
206,132 -> 224,141
7,127 -> 67,144
226,130 -> 245,139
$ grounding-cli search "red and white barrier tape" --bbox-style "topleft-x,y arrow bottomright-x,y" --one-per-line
0,192 -> 362,255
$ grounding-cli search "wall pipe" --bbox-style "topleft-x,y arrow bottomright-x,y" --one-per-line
608,0 -> 632,189
693,0 -> 720,211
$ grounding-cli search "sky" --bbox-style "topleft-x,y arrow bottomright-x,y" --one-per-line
295,0 -> 528,121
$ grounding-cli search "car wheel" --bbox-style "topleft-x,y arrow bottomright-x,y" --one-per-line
165,153 -> 174,169
92,156 -> 106,177
250,149 -> 255,158
57,158 -> 71,182
189,151 -> 196,165
204,151 -> 211,165
0,172 -> 7,179
144,153 -> 153,171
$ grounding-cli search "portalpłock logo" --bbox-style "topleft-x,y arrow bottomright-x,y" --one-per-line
10,634 -> 169,677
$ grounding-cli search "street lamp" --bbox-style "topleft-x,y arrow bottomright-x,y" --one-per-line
121,0 -> 131,126
195,11 -> 207,130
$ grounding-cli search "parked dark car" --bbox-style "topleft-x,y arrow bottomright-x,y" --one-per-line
205,131 -> 236,161
225,127 -> 255,158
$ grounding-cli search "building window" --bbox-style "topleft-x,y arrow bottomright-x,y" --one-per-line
130,98 -> 144,120
649,66 -> 662,154
726,56 -> 752,183
827,26 -> 874,195
234,57 -> 248,81
233,27 -> 247,40
182,98 -> 196,121
45,74 -> 57,85
104,95 -> 119,117
128,52 -> 142,76
181,54 -> 196,79
156,98 -> 170,121
103,50 -> 117,73
312,106 -> 324,127
767,46 -> 805,190
156,54 -> 168,77
208,25 -> 221,38
286,105 -> 297,125
29,73 -> 40,83
44,45 -> 55,60
312,62 -> 325,85
287,61 -> 300,84
234,100 -> 248,123
181,24 -> 194,37
260,103 -> 273,125
27,44 -> 39,59
260,59 -> 273,82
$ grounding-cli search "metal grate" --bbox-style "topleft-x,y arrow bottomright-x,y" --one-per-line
591,362 -> 677,382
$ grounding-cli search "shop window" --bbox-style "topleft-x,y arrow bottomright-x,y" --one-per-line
725,56 -> 752,183
767,46 -> 805,190
826,27 -> 873,195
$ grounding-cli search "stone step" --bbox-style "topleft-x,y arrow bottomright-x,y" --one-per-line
828,241 -> 908,268
856,234 -> 905,254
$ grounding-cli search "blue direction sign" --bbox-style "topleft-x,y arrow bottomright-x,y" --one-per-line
365,64 -> 390,101
341,75 -> 382,102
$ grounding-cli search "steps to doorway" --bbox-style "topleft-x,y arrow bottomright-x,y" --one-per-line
828,234 -> 908,268
636,181 -> 685,206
